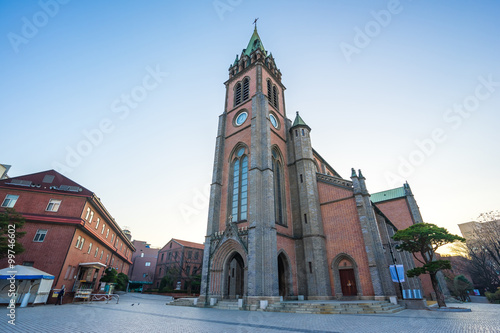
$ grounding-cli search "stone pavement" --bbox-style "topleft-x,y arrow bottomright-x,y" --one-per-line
1,293 -> 499,333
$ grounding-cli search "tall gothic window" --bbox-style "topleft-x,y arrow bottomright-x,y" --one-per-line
243,77 -> 249,101
231,147 -> 248,222
272,149 -> 285,225
267,79 -> 272,102
234,82 -> 242,106
273,86 -> 278,109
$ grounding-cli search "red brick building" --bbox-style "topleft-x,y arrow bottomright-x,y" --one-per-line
154,239 -> 203,292
128,240 -> 159,291
0,170 -> 134,302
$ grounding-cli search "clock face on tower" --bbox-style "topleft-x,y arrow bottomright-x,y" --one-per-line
269,113 -> 279,129
235,111 -> 248,126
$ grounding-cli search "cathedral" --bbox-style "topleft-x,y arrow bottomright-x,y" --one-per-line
199,27 -> 432,306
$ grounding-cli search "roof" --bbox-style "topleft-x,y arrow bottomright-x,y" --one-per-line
291,112 -> 309,128
0,265 -> 54,280
172,239 -> 204,250
0,169 -> 93,197
243,27 -> 266,57
371,187 -> 406,203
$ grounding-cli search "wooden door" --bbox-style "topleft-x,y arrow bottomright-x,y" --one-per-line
339,269 -> 357,296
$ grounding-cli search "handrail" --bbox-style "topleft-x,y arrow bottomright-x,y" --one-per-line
88,293 -> 119,304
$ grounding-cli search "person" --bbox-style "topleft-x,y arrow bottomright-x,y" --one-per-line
55,286 -> 65,305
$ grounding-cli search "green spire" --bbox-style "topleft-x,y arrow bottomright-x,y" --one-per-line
292,111 -> 308,128
233,54 -> 239,66
243,26 -> 266,57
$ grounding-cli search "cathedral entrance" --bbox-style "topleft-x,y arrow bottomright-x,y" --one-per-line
226,252 -> 244,299
278,253 -> 290,297
339,268 -> 357,296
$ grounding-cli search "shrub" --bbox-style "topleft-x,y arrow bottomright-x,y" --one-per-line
485,288 -> 500,304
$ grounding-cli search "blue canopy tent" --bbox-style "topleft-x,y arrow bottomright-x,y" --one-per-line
0,265 -> 55,305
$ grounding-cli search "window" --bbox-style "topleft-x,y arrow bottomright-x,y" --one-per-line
230,147 -> 248,221
234,82 -> 242,106
273,86 -> 278,109
106,229 -> 109,238
95,218 -> 100,229
111,234 -> 115,243
120,243 -> 123,251
272,149 -> 285,225
234,111 -> 248,126
64,265 -> 72,279
169,243 -> 172,248
168,252 -> 172,260
46,199 -> 61,212
85,208 -> 91,220
242,77 -> 249,101
145,262 -> 151,267
187,251 -> 192,259
100,251 -> 104,260
33,229 -> 48,242
89,211 -> 94,223
87,243 -> 93,254
186,266 -> 191,275
267,79 -> 272,102
95,247 -> 99,257
2,194 -> 19,208
194,251 -> 199,260
161,253 -> 164,261
111,258 -> 114,266
269,113 -> 279,129
304,213 -> 308,224
101,223 -> 105,234
267,80 -> 279,109
75,236 -> 82,248
106,254 -> 109,264
79,238 -> 85,250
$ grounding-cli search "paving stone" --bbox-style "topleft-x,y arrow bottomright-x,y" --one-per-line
1,293 -> 499,332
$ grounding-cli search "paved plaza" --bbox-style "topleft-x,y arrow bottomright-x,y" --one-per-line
1,293 -> 499,333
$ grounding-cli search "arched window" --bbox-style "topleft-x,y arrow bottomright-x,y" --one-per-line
242,77 -> 249,101
267,79 -> 272,102
272,149 -> 285,225
273,86 -> 278,109
234,82 -> 242,106
230,147 -> 248,222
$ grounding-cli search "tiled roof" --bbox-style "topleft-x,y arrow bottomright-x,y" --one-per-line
172,239 -> 204,250
0,169 -> 93,197
371,187 -> 406,203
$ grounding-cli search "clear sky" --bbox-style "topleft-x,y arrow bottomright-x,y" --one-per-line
1,0 -> 499,249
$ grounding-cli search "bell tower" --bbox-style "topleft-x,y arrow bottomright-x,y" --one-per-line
200,26 -> 289,305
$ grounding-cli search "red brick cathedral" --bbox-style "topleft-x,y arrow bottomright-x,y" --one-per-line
199,28 -> 434,306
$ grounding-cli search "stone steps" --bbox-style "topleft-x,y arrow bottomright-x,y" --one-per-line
266,301 -> 404,314
169,298 -> 405,314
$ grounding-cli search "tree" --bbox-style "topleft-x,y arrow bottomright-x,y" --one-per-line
100,268 -> 118,283
116,272 -> 129,291
0,208 -> 26,259
462,211 -> 500,293
393,223 -> 465,307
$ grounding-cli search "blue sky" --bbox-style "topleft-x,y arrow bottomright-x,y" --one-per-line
2,0 -> 499,248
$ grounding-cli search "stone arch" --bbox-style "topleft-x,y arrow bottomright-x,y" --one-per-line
210,239 -> 247,299
332,253 -> 362,298
277,250 -> 293,298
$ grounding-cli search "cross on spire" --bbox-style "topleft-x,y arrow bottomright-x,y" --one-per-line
253,18 -> 259,29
